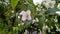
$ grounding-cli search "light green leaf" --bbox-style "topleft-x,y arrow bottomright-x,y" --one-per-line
11,0 -> 18,9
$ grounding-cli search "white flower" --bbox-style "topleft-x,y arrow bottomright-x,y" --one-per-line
56,25 -> 60,31
35,18 -> 39,22
33,0 -> 42,5
45,19 -> 48,22
43,25 -> 48,31
24,30 -> 29,34
18,23 -> 24,26
48,28 -> 50,33
43,0 -> 55,9
18,16 -> 20,19
43,25 -> 48,29
11,10 -> 14,13
21,23 -> 24,25
56,11 -> 60,15
18,24 -> 20,26
38,31 -> 42,34
32,19 -> 36,23
32,31 -> 37,34
36,7 -> 41,11
32,18 -> 39,23
20,10 -> 31,21
57,3 -> 60,9
54,17 -> 58,22
51,26 -> 53,29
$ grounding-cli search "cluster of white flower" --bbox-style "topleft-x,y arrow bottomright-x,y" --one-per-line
43,0 -> 55,9
33,0 -> 55,9
56,3 -> 60,16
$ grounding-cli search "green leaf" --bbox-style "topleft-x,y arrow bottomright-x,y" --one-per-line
11,0 -> 18,9
28,4 -> 36,16
26,0 -> 36,16
26,0 -> 33,4
48,7 -> 60,15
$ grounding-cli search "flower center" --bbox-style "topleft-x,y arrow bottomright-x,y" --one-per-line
24,12 -> 29,18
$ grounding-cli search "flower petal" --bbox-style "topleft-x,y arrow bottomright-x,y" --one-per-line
22,16 -> 27,21
18,16 -> 20,19
27,15 -> 31,20
26,10 -> 31,15
20,11 -> 25,15
35,18 -> 39,22
33,0 -> 42,5
56,11 -> 60,15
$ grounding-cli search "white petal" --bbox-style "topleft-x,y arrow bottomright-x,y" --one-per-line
50,1 -> 55,8
18,24 -> 21,26
32,31 -> 37,34
45,19 -> 48,22
22,16 -> 27,21
12,10 -> 14,13
35,18 -> 39,22
57,3 -> 60,9
21,23 -> 24,25
44,0 -> 55,8
56,11 -> 60,15
33,0 -> 42,5
32,19 -> 36,24
27,15 -> 31,20
38,31 -> 42,34
18,16 -> 20,19
20,11 -> 25,15
26,10 -> 31,14
26,10 -> 31,20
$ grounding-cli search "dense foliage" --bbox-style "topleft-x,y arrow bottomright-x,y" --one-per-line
0,0 -> 60,34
